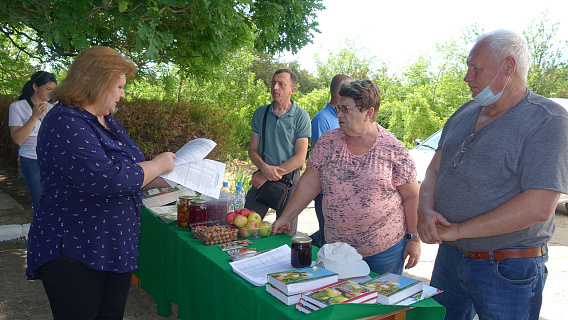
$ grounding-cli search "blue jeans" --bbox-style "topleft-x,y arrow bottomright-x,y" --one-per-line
430,242 -> 548,320
363,236 -> 406,275
19,156 -> 42,213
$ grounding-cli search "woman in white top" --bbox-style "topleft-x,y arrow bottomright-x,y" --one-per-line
8,71 -> 57,213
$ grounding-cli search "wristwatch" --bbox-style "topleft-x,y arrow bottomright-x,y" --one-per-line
406,232 -> 420,240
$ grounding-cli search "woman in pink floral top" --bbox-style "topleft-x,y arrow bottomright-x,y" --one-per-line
272,80 -> 420,275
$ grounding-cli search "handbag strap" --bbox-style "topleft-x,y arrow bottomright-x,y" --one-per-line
260,104 -> 270,161
260,104 -> 299,181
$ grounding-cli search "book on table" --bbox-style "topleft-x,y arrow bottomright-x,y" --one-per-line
142,185 -> 194,208
266,266 -> 338,296
395,284 -> 443,306
361,272 -> 422,305
300,279 -> 378,308
266,283 -> 302,306
296,293 -> 377,314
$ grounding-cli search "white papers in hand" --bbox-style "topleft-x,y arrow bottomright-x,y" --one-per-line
161,159 -> 226,199
159,138 -> 225,199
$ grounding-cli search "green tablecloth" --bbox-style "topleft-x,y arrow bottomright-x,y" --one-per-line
135,208 -> 445,320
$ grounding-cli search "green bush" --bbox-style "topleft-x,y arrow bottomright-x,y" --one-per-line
115,99 -> 232,161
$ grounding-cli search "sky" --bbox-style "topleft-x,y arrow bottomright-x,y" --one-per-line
282,0 -> 568,74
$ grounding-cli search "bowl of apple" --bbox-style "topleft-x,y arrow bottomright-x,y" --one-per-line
225,208 -> 273,240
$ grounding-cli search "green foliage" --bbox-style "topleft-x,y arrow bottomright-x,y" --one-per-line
0,0 -> 324,73
525,13 -> 568,98
0,33 -> 37,95
115,99 -> 231,161
232,167 -> 253,194
295,88 -> 328,118
315,41 -> 374,83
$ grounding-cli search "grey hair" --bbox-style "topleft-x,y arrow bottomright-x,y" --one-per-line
475,29 -> 531,83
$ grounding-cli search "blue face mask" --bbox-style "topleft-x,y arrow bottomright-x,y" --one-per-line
473,60 -> 510,106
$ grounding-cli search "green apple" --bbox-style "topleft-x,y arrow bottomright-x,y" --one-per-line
247,211 -> 262,224
258,221 -> 272,237
328,296 -> 348,304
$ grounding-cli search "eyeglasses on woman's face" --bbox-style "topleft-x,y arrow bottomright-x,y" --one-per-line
335,104 -> 360,114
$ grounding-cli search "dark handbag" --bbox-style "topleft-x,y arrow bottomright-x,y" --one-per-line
255,172 -> 294,210
253,105 -> 296,210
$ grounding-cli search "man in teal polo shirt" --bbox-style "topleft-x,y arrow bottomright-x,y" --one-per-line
246,69 -> 311,236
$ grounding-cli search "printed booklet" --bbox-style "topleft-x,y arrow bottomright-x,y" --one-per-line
301,279 -> 378,308
361,272 -> 422,305
267,266 -> 338,296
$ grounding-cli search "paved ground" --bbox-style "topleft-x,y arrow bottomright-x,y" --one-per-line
2,191 -> 568,319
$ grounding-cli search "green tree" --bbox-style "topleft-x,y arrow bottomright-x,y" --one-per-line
524,14 -> 568,98
315,41 -> 374,83
0,0 -> 324,72
0,32 -> 37,96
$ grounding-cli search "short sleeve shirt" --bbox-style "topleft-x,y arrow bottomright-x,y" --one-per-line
26,103 -> 146,279
311,102 -> 339,142
8,99 -> 55,159
435,91 -> 568,252
251,101 -> 311,166
307,123 -> 416,257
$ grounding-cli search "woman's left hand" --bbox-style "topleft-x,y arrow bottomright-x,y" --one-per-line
402,239 -> 421,269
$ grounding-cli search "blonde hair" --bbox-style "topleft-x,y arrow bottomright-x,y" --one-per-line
52,46 -> 136,108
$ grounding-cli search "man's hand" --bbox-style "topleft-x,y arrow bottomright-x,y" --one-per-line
418,207 -> 450,244
249,171 -> 269,189
436,222 -> 461,242
261,165 -> 286,181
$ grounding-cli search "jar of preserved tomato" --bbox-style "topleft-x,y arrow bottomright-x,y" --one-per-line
189,199 -> 207,225
291,236 -> 313,268
176,195 -> 193,227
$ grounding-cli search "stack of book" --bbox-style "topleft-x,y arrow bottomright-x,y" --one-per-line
265,266 -> 339,305
361,273 -> 423,305
295,279 -> 378,314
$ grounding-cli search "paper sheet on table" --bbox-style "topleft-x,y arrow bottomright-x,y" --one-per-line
229,244 -> 293,286
161,159 -> 226,199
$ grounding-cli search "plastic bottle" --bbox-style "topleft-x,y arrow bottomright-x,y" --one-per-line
219,182 -> 234,213
234,181 -> 246,211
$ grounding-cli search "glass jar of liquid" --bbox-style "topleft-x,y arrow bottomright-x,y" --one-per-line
291,236 -> 313,268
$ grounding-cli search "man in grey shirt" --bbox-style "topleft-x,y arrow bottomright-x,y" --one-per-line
418,29 -> 568,319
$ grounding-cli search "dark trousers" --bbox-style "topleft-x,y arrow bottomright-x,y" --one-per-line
37,254 -> 132,320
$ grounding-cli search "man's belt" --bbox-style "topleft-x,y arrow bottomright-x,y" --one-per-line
465,246 -> 547,262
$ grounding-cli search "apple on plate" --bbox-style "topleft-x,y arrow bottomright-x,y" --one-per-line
233,214 -> 248,228
236,208 -> 251,217
225,212 -> 236,225
258,221 -> 272,237
247,212 -> 262,224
